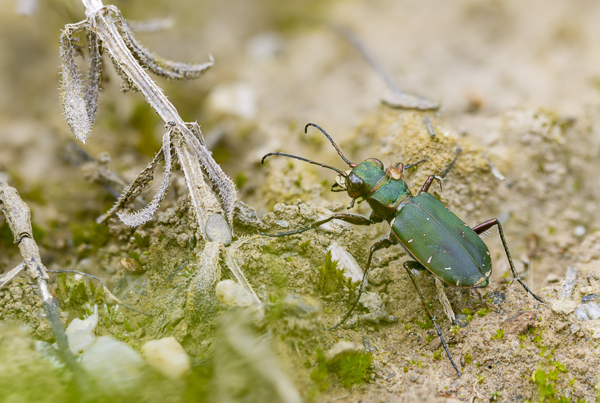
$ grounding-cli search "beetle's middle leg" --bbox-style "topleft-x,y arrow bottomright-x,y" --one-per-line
403,261 -> 462,377
329,234 -> 395,330
472,219 -> 545,304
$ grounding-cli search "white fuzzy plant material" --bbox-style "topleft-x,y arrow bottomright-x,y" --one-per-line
59,0 -> 236,237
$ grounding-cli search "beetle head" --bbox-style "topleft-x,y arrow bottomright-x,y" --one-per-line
334,158 -> 386,199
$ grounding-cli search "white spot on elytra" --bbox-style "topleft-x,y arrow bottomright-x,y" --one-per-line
444,267 -> 451,270
456,279 -> 460,286
426,218 -> 430,220
427,256 -> 432,263
486,251 -> 490,255
485,270 -> 491,277
408,239 -> 413,243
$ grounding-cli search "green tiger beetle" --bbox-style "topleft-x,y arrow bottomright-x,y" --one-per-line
261,123 -> 544,377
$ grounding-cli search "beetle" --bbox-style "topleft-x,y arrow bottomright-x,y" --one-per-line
261,123 -> 544,377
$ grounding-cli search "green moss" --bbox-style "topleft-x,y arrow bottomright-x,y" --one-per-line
311,348 -> 372,392
461,308 -> 474,324
476,308 -> 491,317
316,251 -> 359,304
332,353 -> 372,388
491,328 -> 504,340
56,273 -> 104,308
415,314 -> 433,330
298,240 -> 311,254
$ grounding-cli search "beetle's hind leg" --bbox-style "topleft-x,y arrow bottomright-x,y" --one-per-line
472,219 -> 545,304
403,261 -> 462,377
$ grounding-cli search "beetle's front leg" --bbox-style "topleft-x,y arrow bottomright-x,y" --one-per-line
329,234 -> 395,330
403,261 -> 461,377
260,212 -> 380,237
472,219 -> 545,304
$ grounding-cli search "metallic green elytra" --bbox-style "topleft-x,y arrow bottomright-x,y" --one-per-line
393,193 -> 491,288
261,123 -> 544,378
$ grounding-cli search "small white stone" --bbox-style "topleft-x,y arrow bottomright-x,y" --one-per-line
62,306 -> 98,355
327,241 -> 363,283
142,337 -> 191,379
575,302 -> 600,321
574,225 -> 586,237
81,336 -> 144,395
216,280 -> 255,307
550,299 -> 578,314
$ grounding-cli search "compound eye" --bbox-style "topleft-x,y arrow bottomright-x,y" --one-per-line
346,173 -> 364,197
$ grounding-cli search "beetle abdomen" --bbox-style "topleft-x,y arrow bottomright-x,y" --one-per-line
391,193 -> 491,287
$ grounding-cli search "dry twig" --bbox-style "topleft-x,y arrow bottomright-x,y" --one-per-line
0,175 -> 88,391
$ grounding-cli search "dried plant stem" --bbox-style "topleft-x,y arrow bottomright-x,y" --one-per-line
0,177 -> 88,392
87,3 -> 235,238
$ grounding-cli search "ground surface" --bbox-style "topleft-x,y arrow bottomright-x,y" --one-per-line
1,0 -> 600,402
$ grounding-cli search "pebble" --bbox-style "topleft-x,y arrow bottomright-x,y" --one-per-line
142,337 -> 190,379
81,336 -> 145,395
582,294 -> 599,302
120,257 -> 144,274
575,302 -> 600,321
359,291 -> 383,312
327,241 -> 363,283
216,280 -> 254,307
275,219 -> 289,228
63,307 -> 98,355
502,310 -> 537,335
488,291 -> 506,304
574,225 -> 586,237
454,314 -> 469,328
